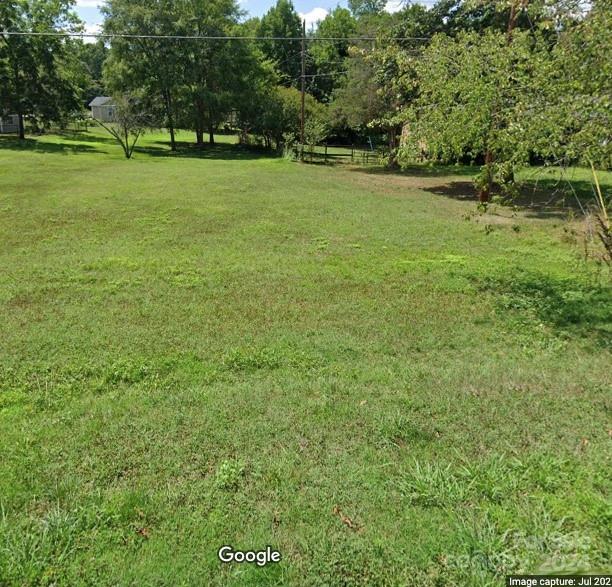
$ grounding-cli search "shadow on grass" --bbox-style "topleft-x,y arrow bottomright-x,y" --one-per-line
351,163 -> 477,178
422,180 -> 476,200
422,179 -> 601,219
346,162 -> 606,218
54,131 -> 120,146
0,135 -> 103,155
478,272 -> 612,349
517,177 -> 601,214
134,141 -> 279,161
0,134 -> 279,161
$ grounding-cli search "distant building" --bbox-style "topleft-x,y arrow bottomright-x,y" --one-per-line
0,115 -> 19,134
89,97 -> 116,122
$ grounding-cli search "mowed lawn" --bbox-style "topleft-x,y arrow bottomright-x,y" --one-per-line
0,130 -> 610,586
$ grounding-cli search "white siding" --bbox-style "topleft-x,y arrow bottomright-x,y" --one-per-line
0,115 -> 19,134
91,105 -> 116,122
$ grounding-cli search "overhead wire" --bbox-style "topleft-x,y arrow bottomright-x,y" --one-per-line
1,31 -> 431,42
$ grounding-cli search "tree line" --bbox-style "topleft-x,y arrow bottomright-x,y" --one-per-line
1,0 -> 610,196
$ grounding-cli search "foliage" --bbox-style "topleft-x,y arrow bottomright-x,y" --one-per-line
95,94 -> 152,158
328,47 -> 385,136
240,85 -> 327,150
0,0 -> 87,138
526,0 -> 612,168
392,3 -> 611,198
103,0 -> 263,148
102,0 -> 187,150
399,29 -> 547,197
256,0 -> 302,86
348,0 -> 387,17
309,7 -> 357,102
78,39 -> 109,106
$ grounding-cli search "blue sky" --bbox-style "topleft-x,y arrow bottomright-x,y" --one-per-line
75,0 -> 435,33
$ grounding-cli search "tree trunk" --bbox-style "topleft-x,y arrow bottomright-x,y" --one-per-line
195,127 -> 204,146
13,60 -> 25,140
17,112 -> 25,140
123,126 -> 131,159
164,89 -> 176,151
208,109 -> 215,145
194,99 -> 206,147
480,149 -> 494,203
507,2 -> 518,42
169,126 -> 176,151
388,126 -> 401,168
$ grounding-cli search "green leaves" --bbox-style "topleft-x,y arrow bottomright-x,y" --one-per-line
393,3 -> 611,185
0,0 -> 85,132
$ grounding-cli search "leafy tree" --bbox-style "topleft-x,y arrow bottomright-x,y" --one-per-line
178,1 -> 249,146
328,47 -> 386,140
96,94 -> 151,159
394,1 -> 610,199
0,0 -> 85,139
361,4 -> 438,161
104,0 -> 259,148
257,0 -> 302,86
458,0 -> 591,35
526,0 -> 612,168
348,0 -> 387,17
309,7 -> 357,101
239,85 -> 326,151
401,30 -> 537,200
304,115 -> 329,148
103,0 -> 187,150
78,39 -> 109,106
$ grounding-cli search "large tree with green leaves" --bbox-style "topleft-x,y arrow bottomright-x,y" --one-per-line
400,30 -> 537,199
257,0 -> 302,86
0,0 -> 85,139
328,44 -> 389,144
309,7 -> 357,102
103,0 -> 188,151
395,1 -> 610,200
526,0 -> 612,168
239,85 -> 326,150
103,0 -> 260,147
348,0 -> 386,18
78,39 -> 109,106
176,0 -> 254,145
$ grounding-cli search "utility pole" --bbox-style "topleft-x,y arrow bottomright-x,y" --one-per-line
300,19 -> 306,161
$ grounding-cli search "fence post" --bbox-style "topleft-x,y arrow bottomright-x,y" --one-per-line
351,145 -> 355,163
325,144 -> 328,164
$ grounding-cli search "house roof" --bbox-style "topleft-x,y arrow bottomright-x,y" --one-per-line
89,97 -> 113,107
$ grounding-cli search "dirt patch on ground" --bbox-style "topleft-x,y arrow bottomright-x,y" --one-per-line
337,166 -> 587,221
339,166 -> 476,198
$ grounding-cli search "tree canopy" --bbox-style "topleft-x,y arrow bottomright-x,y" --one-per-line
0,0 -> 85,138
1,0 -> 609,187
257,0 -> 302,85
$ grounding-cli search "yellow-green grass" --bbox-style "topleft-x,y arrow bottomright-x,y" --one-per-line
0,130 -> 610,586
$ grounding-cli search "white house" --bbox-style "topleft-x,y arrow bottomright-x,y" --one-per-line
89,97 -> 116,122
0,115 -> 19,134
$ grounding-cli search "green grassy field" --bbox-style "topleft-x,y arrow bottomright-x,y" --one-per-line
0,130 -> 610,586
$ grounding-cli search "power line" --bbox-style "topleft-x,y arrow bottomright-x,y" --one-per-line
305,71 -> 349,78
1,31 -> 431,42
